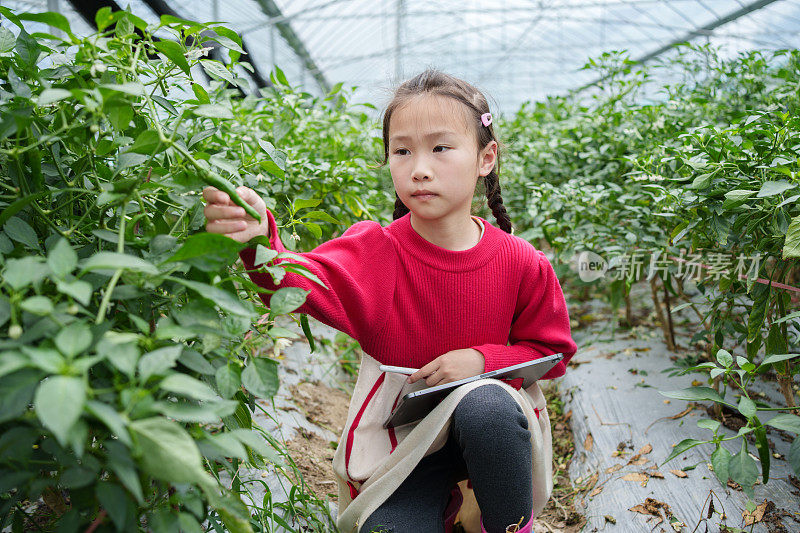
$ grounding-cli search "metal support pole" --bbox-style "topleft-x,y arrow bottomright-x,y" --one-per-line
395,0 -> 404,83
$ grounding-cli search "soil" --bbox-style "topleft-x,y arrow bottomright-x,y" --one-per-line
283,381 -> 351,502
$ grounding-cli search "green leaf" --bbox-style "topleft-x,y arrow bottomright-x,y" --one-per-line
86,400 -> 131,446
96,482 -> 132,531
194,104 -> 234,119
100,82 -> 145,96
200,59 -> 235,85
228,429 -> 284,466
257,139 -> 286,171
209,33 -> 245,54
159,373 -> 219,401
662,437 -> 704,465
56,279 -> 92,306
4,216 -> 39,250
95,6 -> 114,31
215,364 -> 241,399
0,369 -> 40,424
303,222 -> 322,239
138,345 -> 183,382
47,238 -> 78,279
105,440 -> 144,504
659,386 -> 724,404
269,287 -> 309,316
192,83 -> 210,104
55,322 -> 92,359
737,396 -> 756,419
163,232 -> 242,271
757,180 -> 795,198
97,338 -> 139,377
254,244 -> 278,267
15,29 -> 41,67
789,436 -> 800,477
765,414 -> 800,434
715,349 -> 733,368
152,400 -> 231,424
20,296 -> 53,316
37,88 -> 73,106
80,252 -> 159,275
0,27 -> 15,53
272,65 -> 289,86
710,445 -> 731,484
292,198 -> 322,211
129,417 -> 216,489
783,215 -> 800,259
241,358 -> 279,398
3,257 -> 49,290
697,418 -> 721,432
34,376 -> 86,446
153,40 -> 190,76
759,353 -> 800,368
301,210 -> 341,224
729,438 -> 758,497
169,277 -> 255,318
127,130 -> 165,155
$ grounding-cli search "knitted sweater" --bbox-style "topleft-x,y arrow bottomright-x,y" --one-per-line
237,209 -> 578,531
238,209 -> 577,377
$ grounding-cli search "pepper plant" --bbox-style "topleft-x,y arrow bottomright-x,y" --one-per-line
0,7 -> 375,531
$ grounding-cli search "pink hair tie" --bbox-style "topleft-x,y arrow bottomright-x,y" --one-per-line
481,112 -> 492,127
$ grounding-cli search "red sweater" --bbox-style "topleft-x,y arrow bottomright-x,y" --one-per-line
238,210 -> 578,382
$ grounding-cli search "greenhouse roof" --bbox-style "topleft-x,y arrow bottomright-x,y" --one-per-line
4,0 -> 800,116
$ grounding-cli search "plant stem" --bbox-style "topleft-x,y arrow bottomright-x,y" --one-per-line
95,203 -> 126,324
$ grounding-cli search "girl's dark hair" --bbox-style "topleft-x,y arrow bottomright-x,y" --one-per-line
375,68 -> 513,234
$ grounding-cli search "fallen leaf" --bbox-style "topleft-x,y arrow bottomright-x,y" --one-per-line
637,443 -> 653,455
603,515 -> 616,524
663,399 -> 671,404
606,464 -> 624,474
670,469 -> 688,478
742,499 -> 771,526
627,456 -> 649,466
584,433 -> 593,451
649,471 -> 665,478
589,487 -> 603,497
622,472 -> 648,482
629,497 -> 675,523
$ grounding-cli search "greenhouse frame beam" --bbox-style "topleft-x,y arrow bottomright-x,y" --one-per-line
252,0 -> 331,94
577,0 -> 783,92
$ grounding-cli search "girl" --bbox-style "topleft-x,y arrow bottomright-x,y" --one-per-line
203,68 -> 578,533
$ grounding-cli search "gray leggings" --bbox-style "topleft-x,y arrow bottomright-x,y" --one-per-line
360,384 -> 534,533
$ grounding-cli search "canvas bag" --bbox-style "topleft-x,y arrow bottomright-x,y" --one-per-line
332,351 -> 554,532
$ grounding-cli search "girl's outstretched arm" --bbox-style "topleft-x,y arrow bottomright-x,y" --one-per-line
471,249 -> 578,381
238,208 -> 396,344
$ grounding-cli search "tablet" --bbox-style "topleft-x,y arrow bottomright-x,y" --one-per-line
383,353 -> 564,429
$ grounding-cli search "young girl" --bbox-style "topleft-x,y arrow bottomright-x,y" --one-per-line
203,68 -> 578,533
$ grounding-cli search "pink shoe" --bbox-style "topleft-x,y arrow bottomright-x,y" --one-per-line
479,511 -> 533,533
443,484 -> 464,533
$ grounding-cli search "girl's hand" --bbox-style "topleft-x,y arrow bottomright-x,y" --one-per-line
407,349 -> 485,387
202,185 -> 269,244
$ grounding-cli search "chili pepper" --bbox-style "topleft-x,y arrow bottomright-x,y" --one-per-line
198,168 -> 262,224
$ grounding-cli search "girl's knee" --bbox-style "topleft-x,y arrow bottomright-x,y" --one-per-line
453,384 -> 528,433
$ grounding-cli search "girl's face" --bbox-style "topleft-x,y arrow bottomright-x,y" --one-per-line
388,95 -> 497,224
